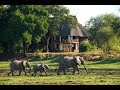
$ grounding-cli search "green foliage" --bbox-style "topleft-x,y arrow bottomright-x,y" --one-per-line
1,5 -> 119,55
59,15 -> 78,36
45,5 -> 70,36
43,5 -> 78,52
0,5 -> 49,55
79,42 -> 97,52
86,13 -> 120,53
22,31 -> 32,44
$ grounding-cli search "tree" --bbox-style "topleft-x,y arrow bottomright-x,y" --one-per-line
0,5 -> 49,57
0,5 -> 12,54
86,13 -> 120,53
96,26 -> 114,52
43,5 -> 78,52
0,5 -> 78,56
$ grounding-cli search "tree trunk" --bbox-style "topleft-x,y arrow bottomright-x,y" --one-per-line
3,42 -> 9,54
46,36 -> 50,52
23,41 -> 27,57
50,36 -> 54,52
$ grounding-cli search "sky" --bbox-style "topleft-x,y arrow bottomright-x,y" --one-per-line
64,5 -> 120,26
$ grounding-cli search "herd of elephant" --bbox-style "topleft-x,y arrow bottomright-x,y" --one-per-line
7,55 -> 88,76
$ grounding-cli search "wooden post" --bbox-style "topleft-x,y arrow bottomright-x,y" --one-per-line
75,43 -> 77,50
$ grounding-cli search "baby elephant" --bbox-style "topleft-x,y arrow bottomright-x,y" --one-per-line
32,64 -> 50,76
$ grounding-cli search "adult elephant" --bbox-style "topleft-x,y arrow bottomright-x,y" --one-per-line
8,60 -> 31,76
57,56 -> 88,75
32,64 -> 51,76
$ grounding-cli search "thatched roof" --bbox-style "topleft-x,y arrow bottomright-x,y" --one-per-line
70,24 -> 91,37
60,24 -> 91,37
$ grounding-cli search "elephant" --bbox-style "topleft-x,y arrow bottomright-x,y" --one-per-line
8,60 -> 31,76
57,56 -> 88,75
32,64 -> 50,76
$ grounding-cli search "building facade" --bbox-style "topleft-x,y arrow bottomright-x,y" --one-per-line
53,24 -> 91,52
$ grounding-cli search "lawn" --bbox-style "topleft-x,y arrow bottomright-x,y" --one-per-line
0,54 -> 120,85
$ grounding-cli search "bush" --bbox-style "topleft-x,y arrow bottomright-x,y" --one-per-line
79,43 -> 97,52
80,43 -> 92,52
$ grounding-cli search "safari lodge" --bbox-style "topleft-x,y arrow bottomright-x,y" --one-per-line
53,24 -> 91,52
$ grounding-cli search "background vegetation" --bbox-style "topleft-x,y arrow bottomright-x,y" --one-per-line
85,13 -> 120,53
0,5 -> 78,57
0,5 -> 120,59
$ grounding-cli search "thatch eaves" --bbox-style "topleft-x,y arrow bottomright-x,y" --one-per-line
70,24 -> 91,37
60,23 -> 91,37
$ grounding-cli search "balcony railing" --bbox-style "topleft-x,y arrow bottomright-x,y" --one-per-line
61,39 -> 79,43
71,39 -> 79,42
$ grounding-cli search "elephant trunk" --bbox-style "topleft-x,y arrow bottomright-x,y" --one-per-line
83,64 -> 88,74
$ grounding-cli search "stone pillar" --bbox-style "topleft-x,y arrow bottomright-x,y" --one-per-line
59,43 -> 63,51
68,35 -> 70,42
75,43 -> 77,50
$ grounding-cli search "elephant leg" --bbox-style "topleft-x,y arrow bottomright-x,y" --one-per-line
40,70 -> 42,76
12,72 -> 14,76
76,68 -> 80,74
44,70 -> 48,76
7,72 -> 11,76
74,66 -> 80,74
23,69 -> 27,75
34,73 -> 37,76
18,70 -> 22,76
83,64 -> 88,74
33,70 -> 37,76
8,69 -> 12,76
8,69 -> 14,76
33,71 -> 37,76
11,70 -> 14,76
43,68 -> 48,76
63,68 -> 67,75
72,68 -> 76,75
57,68 -> 62,75
8,71 -> 12,76
32,73 -> 34,76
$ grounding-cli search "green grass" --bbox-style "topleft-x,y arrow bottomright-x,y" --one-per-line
0,56 -> 120,85
0,75 -> 120,85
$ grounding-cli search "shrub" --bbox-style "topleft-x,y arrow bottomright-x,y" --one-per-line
79,43 -> 93,52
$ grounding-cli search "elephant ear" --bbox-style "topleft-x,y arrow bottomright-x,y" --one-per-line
22,60 -> 27,67
73,56 -> 81,65
79,57 -> 85,65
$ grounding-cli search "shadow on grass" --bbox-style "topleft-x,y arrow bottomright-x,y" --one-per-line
0,68 -> 120,76
84,68 -> 120,72
0,69 -> 9,73
84,68 -> 120,75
